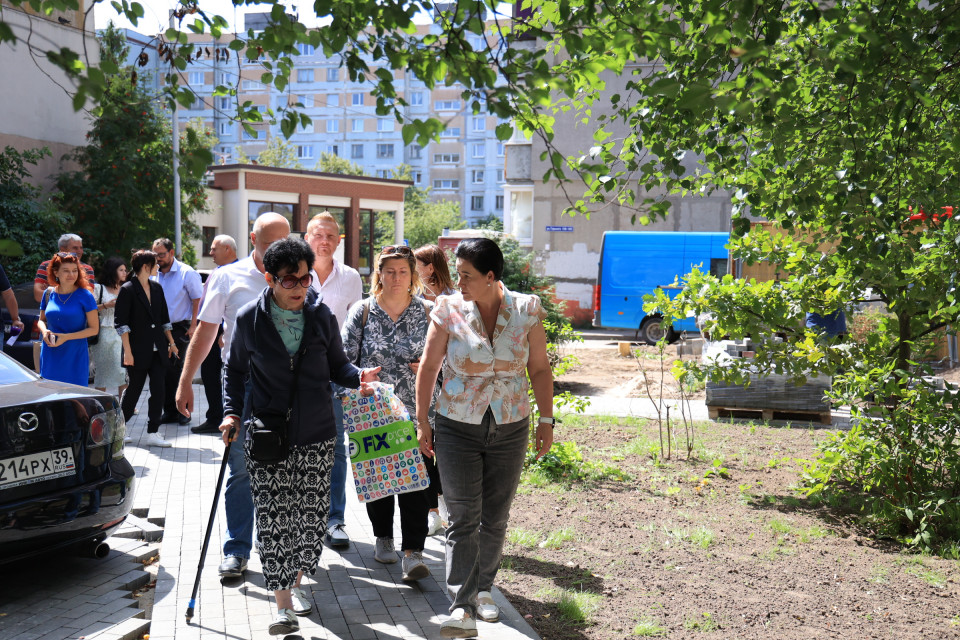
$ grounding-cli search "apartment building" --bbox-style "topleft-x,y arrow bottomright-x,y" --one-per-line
121,14 -> 508,227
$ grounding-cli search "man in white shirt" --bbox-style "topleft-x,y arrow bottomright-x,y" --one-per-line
192,235 -> 239,435
304,212 -> 363,549
175,213 -> 291,581
153,238 -> 203,426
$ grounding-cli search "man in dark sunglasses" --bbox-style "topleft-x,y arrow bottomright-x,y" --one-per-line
303,211 -> 363,550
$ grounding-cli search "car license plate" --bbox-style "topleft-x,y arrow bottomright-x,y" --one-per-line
0,448 -> 76,489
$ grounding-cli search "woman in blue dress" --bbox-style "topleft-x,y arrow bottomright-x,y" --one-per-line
37,252 -> 99,386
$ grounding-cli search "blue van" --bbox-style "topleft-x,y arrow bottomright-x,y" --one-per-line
593,231 -> 729,344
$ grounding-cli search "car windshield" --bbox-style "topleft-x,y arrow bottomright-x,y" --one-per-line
0,352 -> 38,384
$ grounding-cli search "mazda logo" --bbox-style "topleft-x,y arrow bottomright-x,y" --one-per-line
17,412 -> 39,433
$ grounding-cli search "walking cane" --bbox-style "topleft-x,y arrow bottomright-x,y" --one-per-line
185,427 -> 236,623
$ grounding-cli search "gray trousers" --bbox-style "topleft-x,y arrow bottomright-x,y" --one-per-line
434,410 -> 529,615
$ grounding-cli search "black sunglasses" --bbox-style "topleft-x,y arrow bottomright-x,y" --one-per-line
273,273 -> 314,289
381,245 -> 413,256
56,252 -> 78,258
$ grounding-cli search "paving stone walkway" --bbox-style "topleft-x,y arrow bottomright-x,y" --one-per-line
129,384 -> 540,640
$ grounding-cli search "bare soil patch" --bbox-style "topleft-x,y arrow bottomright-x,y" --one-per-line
499,415 -> 960,639
555,343 -> 703,401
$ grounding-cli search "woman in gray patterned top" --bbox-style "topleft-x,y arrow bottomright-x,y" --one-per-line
340,244 -> 437,582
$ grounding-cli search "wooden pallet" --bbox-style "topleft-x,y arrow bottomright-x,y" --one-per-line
707,406 -> 832,425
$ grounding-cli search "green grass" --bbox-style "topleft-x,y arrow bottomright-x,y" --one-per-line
561,414 -> 649,429
868,565 -> 889,584
684,612 -> 720,632
906,565 -> 947,588
556,589 -> 603,623
632,617 -> 668,636
506,528 -> 540,547
543,527 -> 576,550
767,517 -> 795,536
690,527 -> 716,549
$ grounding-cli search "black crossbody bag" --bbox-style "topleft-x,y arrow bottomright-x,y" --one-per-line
246,347 -> 305,464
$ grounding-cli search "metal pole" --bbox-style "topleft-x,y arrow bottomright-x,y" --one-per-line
170,11 -> 182,259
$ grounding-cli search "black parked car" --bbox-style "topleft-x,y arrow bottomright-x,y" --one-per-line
1,281 -> 42,371
0,351 -> 135,563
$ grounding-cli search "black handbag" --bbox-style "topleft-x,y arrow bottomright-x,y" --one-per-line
245,348 -> 305,464
88,285 -> 104,346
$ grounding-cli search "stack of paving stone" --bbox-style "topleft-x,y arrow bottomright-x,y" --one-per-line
704,339 -> 831,412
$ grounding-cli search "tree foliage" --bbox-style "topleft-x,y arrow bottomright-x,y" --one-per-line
390,164 -> 466,249
315,152 -> 366,175
235,137 -> 303,169
0,147 -> 71,284
54,24 -> 213,267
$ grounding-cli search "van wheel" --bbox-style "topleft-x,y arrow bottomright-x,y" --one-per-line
639,317 -> 677,346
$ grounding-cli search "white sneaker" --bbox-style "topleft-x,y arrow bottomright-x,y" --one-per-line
268,608 -> 299,635
290,586 -> 312,615
401,551 -> 430,581
145,433 -> 172,448
326,522 -> 349,549
477,591 -> 499,622
374,537 -> 397,564
440,607 -> 477,638
123,436 -> 133,444
427,510 -> 444,536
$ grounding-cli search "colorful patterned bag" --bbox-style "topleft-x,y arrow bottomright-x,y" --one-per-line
341,382 -> 430,503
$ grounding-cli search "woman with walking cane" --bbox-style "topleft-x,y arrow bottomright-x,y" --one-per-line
220,238 -> 379,636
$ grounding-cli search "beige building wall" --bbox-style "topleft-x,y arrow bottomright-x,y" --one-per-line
0,5 -> 99,191
505,63 -> 732,324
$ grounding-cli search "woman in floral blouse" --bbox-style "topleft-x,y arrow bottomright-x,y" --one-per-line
340,244 -> 437,583
414,237 -> 554,638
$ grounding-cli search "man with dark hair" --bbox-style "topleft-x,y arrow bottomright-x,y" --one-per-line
152,237 -> 203,425
0,263 -> 23,338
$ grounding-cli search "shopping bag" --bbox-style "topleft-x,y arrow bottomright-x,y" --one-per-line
341,382 -> 430,503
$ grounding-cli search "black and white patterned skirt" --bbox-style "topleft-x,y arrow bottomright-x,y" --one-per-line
245,438 -> 336,591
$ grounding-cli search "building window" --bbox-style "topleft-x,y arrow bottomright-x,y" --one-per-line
297,94 -> 314,108
472,142 -> 484,158
472,170 -> 485,184
497,169 -> 504,182
497,142 -> 505,156
376,169 -> 390,178
297,145 -> 314,159
471,196 -> 484,211
326,67 -> 339,82
297,69 -> 314,83
217,146 -> 232,163
414,171 -> 422,184
433,179 -> 459,189
433,153 -> 460,163
352,92 -> 364,106
351,144 -> 364,159
297,43 -> 315,56
242,79 -> 263,90
409,144 -> 422,159
495,195 -> 504,209
219,122 -> 233,137
376,144 -> 394,159
410,91 -> 424,106
202,226 -> 217,256
326,93 -> 339,107
216,71 -> 230,86
326,119 -> 339,133
434,100 -> 460,111
352,118 -> 364,132
188,71 -> 205,86
190,95 -> 205,110
218,96 -> 231,110
377,118 -> 394,132
472,117 -> 486,132
326,144 -> 339,155
242,128 -> 266,140
248,202 -> 294,233
440,127 -> 461,138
